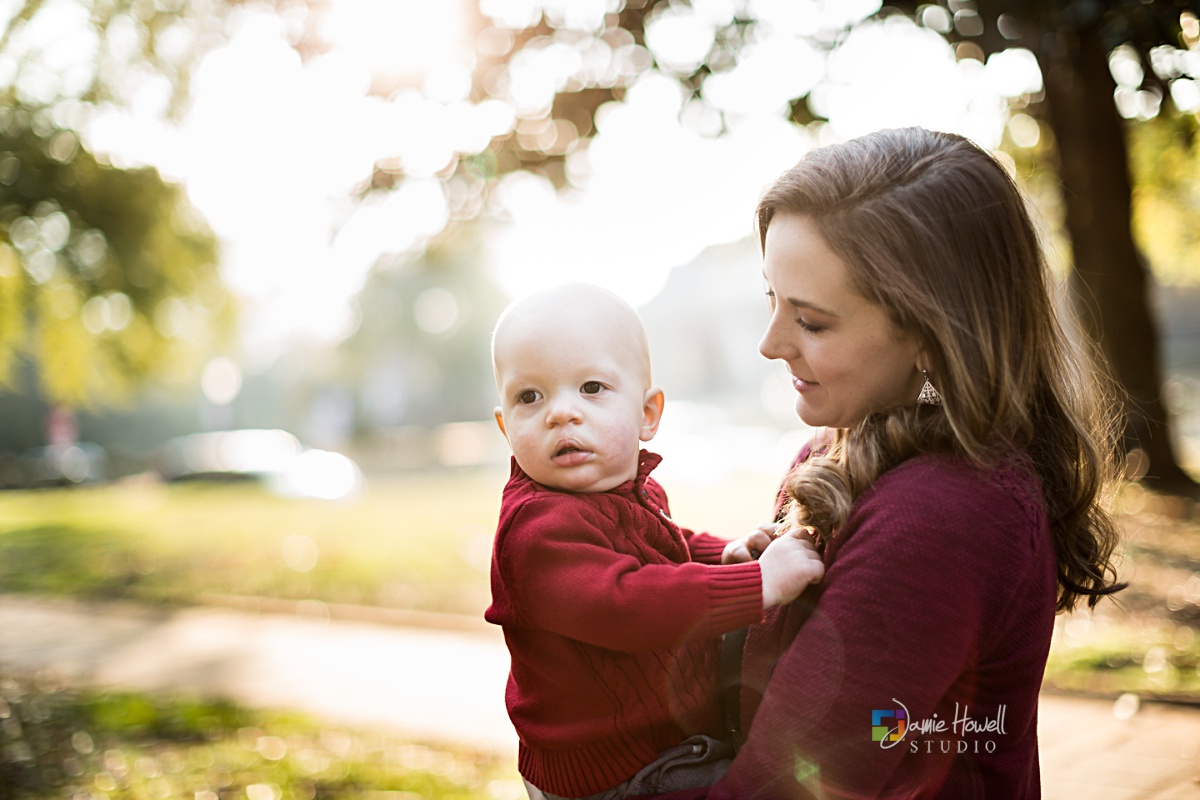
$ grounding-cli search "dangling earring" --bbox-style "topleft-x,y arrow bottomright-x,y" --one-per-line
917,370 -> 943,406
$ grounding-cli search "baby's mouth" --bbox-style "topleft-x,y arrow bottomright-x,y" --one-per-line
552,443 -> 592,465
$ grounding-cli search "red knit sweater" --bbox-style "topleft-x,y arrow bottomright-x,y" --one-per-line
660,450 -> 1057,800
485,450 -> 765,797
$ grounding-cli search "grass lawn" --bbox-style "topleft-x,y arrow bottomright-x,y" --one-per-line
0,676 -> 523,800
0,469 -> 510,617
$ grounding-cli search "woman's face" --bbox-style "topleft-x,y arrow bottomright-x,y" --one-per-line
760,213 -> 925,429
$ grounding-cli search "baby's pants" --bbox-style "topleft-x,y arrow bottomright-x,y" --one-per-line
523,734 -> 733,800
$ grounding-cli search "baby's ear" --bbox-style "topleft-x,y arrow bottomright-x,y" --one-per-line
494,408 -> 507,438
640,387 -> 665,442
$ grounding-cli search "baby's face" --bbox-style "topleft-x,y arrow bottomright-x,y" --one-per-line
494,316 -> 656,493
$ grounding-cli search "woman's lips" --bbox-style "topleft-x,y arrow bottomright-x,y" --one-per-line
792,375 -> 819,393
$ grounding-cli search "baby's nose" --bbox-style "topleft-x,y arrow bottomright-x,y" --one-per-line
545,396 -> 582,425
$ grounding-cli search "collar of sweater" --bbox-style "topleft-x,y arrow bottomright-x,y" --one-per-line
508,448 -> 663,497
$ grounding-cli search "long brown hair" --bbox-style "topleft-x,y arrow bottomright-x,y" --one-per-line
760,127 -> 1124,612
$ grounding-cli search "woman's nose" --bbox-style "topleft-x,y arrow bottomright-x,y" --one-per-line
759,312 -> 791,362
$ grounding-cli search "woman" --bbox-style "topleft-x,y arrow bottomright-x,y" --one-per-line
664,128 -> 1124,798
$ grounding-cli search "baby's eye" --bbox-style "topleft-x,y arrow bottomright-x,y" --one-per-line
581,381 -> 604,395
517,389 -> 541,404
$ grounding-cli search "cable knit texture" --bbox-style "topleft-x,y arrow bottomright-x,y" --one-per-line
486,450 -> 765,797
660,449 -> 1057,800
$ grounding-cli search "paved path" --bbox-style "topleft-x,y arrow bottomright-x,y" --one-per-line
3,595 -> 1199,798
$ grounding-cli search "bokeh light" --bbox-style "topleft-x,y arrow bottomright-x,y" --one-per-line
645,4 -> 718,75
1007,113 -> 1041,149
819,16 -> 1005,146
200,357 -> 243,406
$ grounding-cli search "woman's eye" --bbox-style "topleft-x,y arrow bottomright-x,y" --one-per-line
797,318 -> 825,333
517,390 -> 540,404
581,381 -> 604,395
765,288 -> 777,312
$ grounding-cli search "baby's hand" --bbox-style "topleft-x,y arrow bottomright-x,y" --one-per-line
758,527 -> 824,608
721,523 -> 777,564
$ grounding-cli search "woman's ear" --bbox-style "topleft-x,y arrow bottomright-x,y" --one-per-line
640,387 -> 665,442
914,345 -> 932,375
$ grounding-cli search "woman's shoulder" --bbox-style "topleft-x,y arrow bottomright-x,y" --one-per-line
876,450 -> 1039,504
850,450 -> 1046,550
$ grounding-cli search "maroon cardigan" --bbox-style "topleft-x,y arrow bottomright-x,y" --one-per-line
485,450 -> 765,797
661,450 -> 1057,799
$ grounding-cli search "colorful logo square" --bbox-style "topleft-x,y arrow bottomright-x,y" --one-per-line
871,707 -> 907,742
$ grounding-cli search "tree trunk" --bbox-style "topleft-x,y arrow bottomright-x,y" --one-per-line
1040,24 -> 1197,494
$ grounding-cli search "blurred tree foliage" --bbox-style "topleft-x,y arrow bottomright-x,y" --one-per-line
0,0 -> 311,409
1129,114 -> 1200,287
466,0 -> 1200,493
0,116 -> 228,407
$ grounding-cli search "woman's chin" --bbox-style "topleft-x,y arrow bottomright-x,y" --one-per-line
794,400 -> 827,429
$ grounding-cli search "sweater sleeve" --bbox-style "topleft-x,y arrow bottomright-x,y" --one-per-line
682,529 -> 731,565
660,457 -> 1048,799
495,495 -> 764,653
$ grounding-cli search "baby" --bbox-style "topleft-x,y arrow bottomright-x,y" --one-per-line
484,283 -> 824,800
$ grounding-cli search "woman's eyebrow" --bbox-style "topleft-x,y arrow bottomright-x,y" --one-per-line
764,274 -> 838,317
782,294 -> 839,317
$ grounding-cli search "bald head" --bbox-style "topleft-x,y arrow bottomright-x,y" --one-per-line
492,283 -> 652,391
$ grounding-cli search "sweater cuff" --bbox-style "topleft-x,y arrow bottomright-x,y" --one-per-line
700,561 -> 764,638
686,531 -> 731,565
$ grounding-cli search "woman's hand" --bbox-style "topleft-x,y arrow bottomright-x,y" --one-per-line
721,523 -> 777,564
759,528 -> 825,608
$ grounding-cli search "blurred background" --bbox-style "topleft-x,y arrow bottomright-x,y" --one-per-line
2,0 -> 1200,798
